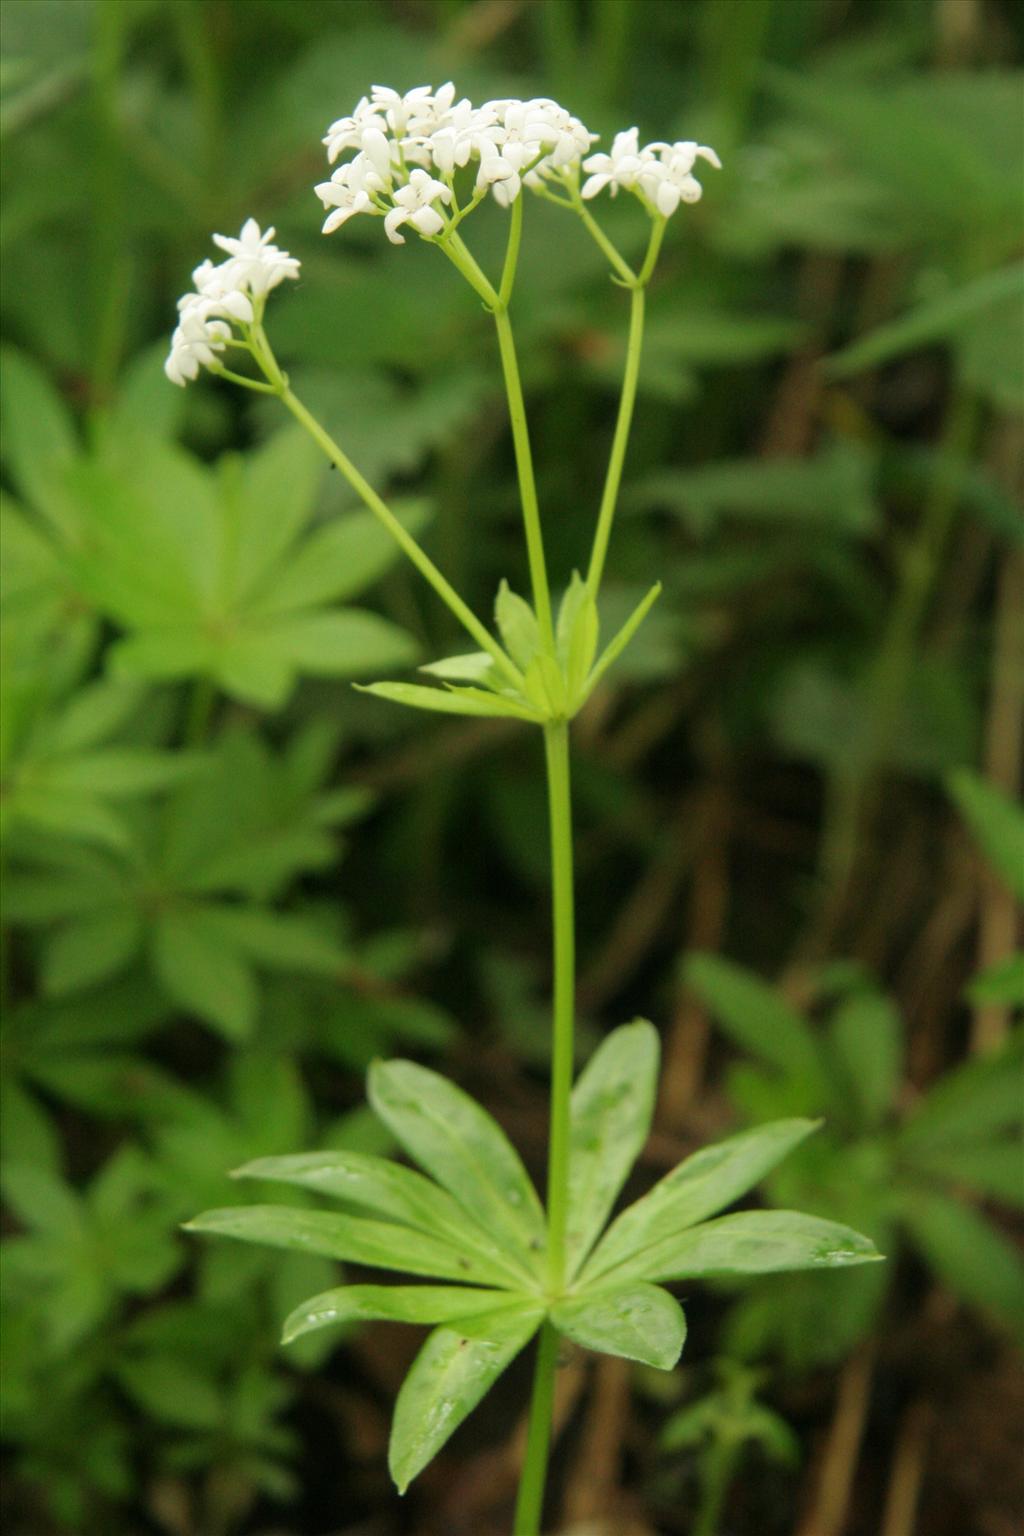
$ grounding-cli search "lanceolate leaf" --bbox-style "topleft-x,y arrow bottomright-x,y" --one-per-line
152,911 -> 257,1040
184,1205 -> 508,1285
898,1031 -> 1023,1150
282,1283 -> 517,1344
684,954 -> 824,1084
389,1302 -> 544,1493
902,1141 -> 1024,1209
582,1119 -> 819,1284
369,1060 -> 547,1267
565,1020 -> 660,1278
495,581 -> 541,670
233,1150 -> 532,1285
552,1282 -> 685,1370
581,581 -> 661,698
900,1189 -> 1024,1338
829,993 -> 903,1128
356,681 -> 542,722
596,1210 -> 880,1286
947,770 -> 1024,902
825,263 -> 1024,378
419,652 -> 499,683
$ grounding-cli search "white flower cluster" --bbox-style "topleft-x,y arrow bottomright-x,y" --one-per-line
315,82 -> 597,241
581,128 -> 722,215
165,219 -> 300,386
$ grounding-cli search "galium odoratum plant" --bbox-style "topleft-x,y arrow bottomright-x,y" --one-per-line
180,82 -> 880,1532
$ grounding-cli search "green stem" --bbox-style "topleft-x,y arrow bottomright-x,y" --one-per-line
586,283 -> 645,598
498,193 -> 524,310
209,363 -> 280,393
585,220 -> 663,599
542,719 -> 576,1286
513,722 -> 576,1528
441,229 -> 499,307
278,385 -> 524,689
574,197 -> 637,285
694,1438 -> 741,1536
514,1321 -> 560,1535
443,215 -> 554,646
492,304 -> 555,648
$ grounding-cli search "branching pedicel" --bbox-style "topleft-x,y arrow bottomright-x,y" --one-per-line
179,83 -> 880,1533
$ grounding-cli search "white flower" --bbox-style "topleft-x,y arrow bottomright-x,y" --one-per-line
581,127 -> 647,198
323,95 -> 379,163
191,259 -> 254,321
411,96 -> 480,176
316,84 -> 598,228
478,96 -> 597,201
638,140 -> 722,216
165,218 -> 300,387
315,152 -> 388,234
371,81 -> 457,138
383,168 -> 452,244
210,217 -> 301,296
164,297 -> 232,386
581,130 -> 721,215
472,135 -> 522,205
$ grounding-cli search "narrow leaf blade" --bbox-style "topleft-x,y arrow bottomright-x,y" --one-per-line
901,1190 -> 1024,1338
899,1031 -> 1023,1151
684,954 -> 823,1082
420,652 -> 498,683
369,1059 -> 546,1267
495,581 -> 541,670
621,1210 -> 881,1284
829,993 -> 903,1127
282,1283 -> 517,1344
948,769 -> 1024,901
233,1150 -> 531,1285
356,682 -> 540,722
583,1119 -> 820,1283
389,1302 -> 543,1493
582,581 -> 662,698
566,1020 -> 660,1278
553,1282 -> 685,1370
184,1205 -> 509,1284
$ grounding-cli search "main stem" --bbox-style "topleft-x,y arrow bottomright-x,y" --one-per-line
514,1321 -> 560,1535
515,718 -> 576,1535
542,719 -> 576,1284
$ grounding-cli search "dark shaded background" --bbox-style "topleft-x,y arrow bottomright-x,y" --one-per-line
1,1 -> 1022,1534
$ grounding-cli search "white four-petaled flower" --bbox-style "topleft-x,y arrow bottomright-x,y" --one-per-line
164,219 -> 300,386
582,132 -> 721,212
384,169 -> 452,244
581,128 -> 646,198
638,141 -> 723,216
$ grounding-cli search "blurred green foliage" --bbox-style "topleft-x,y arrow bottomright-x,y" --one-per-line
1,0 -> 1022,1532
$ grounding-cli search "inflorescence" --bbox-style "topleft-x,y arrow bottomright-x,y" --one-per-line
165,83 -> 720,386
164,219 -> 300,386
